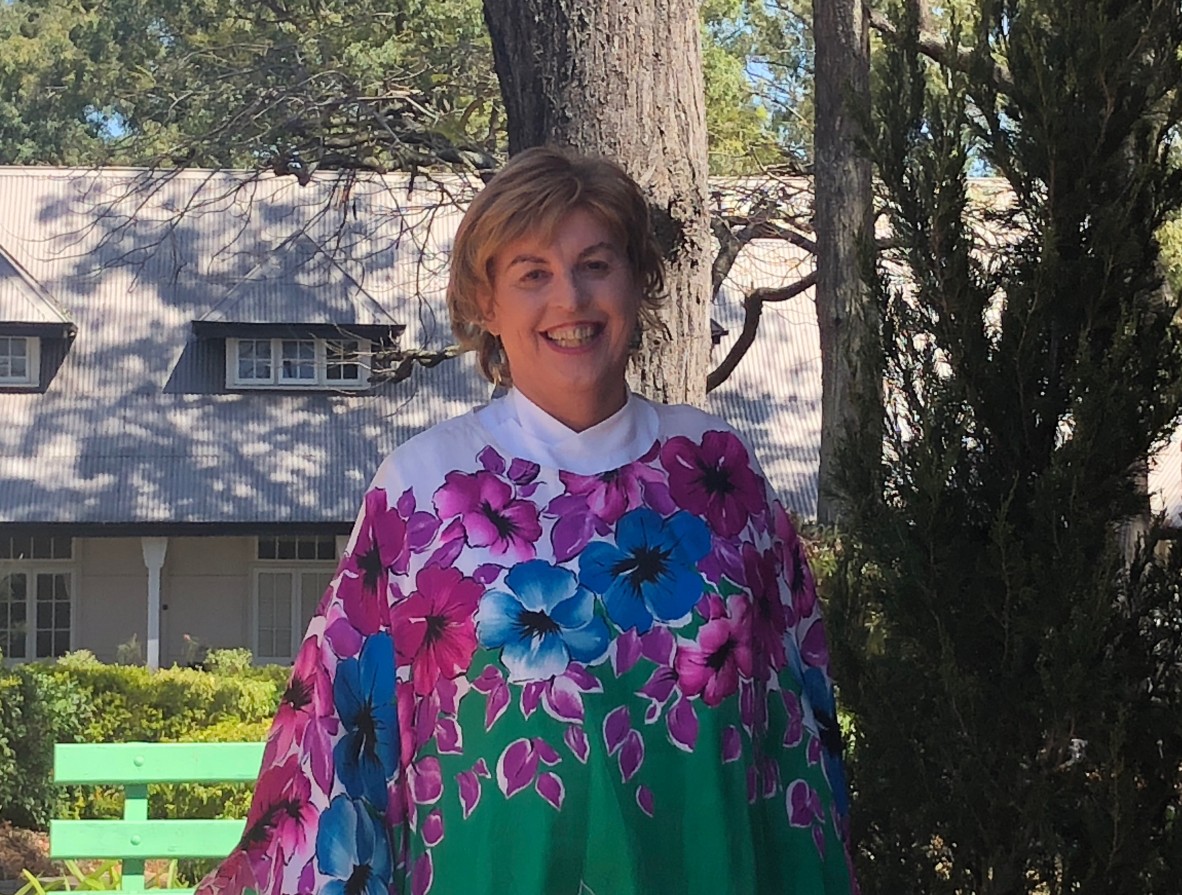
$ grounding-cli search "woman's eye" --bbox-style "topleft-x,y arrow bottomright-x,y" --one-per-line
521,268 -> 548,283
584,259 -> 611,273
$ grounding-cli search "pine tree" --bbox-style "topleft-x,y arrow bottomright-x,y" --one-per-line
829,0 -> 1182,891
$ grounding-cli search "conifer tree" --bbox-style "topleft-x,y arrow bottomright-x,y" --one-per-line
829,0 -> 1182,891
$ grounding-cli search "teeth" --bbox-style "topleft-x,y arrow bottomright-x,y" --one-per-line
545,324 -> 600,346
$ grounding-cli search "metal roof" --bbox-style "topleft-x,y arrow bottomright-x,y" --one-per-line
0,166 -> 1176,527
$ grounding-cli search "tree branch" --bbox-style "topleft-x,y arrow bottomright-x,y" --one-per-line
868,8 -> 1015,95
706,271 -> 818,392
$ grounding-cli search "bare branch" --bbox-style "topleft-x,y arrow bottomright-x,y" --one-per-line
706,271 -> 818,392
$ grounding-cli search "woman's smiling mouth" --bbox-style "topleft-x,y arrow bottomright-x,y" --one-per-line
542,322 -> 604,347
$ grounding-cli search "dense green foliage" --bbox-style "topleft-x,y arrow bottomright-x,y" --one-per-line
0,0 -> 499,170
830,0 -> 1182,892
0,658 -> 283,831
0,0 -> 786,174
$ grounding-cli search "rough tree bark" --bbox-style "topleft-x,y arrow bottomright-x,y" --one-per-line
814,0 -> 875,524
482,0 -> 712,406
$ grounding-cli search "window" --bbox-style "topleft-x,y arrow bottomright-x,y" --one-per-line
0,336 -> 39,386
0,537 -> 74,660
228,338 -> 369,389
253,536 -> 339,662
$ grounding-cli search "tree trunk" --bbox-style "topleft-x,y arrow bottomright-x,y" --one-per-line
482,0 -> 712,406
813,0 -> 875,524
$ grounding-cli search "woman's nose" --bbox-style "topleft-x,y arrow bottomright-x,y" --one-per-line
554,269 -> 589,308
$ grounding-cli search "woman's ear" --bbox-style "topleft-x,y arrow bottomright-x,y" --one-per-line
477,287 -> 500,336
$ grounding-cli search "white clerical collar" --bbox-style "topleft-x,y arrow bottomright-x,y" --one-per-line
476,387 -> 658,475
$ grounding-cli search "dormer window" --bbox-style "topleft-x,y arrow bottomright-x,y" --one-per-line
228,337 -> 369,389
0,336 -> 38,387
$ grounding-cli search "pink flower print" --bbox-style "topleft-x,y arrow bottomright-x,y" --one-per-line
787,779 -> 826,857
559,459 -> 666,524
743,544 -> 790,680
433,470 -> 541,561
660,431 -> 765,539
392,565 -> 482,696
237,756 -> 317,886
496,738 -> 540,798
674,595 -> 754,707
775,502 -> 818,621
270,635 -> 334,752
336,488 -> 406,635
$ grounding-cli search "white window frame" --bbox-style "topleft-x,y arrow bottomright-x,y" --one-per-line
250,536 -> 339,663
0,335 -> 40,387
227,337 -> 370,390
0,554 -> 77,662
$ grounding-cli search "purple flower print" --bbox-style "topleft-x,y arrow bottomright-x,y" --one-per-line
674,595 -> 754,706
774,502 -> 818,621
336,488 -> 406,635
234,756 -> 317,890
433,470 -> 542,561
743,543 -> 790,681
267,634 -> 337,792
660,431 -> 765,539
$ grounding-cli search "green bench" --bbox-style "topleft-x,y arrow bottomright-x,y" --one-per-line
50,742 -> 264,895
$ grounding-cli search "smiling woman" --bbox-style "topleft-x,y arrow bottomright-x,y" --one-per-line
195,148 -> 857,895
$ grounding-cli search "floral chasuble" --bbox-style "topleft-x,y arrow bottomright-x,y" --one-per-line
196,397 -> 857,895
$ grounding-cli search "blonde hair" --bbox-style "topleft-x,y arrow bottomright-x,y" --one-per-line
447,146 -> 666,384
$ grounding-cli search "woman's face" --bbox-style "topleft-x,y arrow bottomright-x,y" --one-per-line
480,207 -> 641,431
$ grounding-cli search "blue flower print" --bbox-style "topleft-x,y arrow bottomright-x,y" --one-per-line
578,507 -> 711,633
333,632 -> 399,806
315,795 -> 393,895
476,559 -> 611,683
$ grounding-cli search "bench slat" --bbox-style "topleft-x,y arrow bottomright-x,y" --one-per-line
49,819 -> 248,860
54,742 -> 265,784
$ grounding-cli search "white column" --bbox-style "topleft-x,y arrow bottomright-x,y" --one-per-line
141,537 -> 168,671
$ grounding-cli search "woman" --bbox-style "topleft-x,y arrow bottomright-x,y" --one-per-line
197,148 -> 856,895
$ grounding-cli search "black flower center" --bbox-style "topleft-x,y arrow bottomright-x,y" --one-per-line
480,500 -> 518,539
353,704 -> 379,762
424,614 -> 448,644
706,636 -> 736,672
357,542 -> 385,593
613,545 -> 670,592
698,461 -> 735,496
282,675 -> 313,712
345,862 -> 373,895
517,609 -> 561,639
599,469 -> 620,484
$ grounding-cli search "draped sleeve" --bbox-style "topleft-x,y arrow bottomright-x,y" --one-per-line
196,459 -> 412,895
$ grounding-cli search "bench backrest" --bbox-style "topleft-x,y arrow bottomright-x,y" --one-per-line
51,742 -> 265,895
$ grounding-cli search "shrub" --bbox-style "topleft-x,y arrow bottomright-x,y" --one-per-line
0,666 -> 92,829
202,648 -> 254,677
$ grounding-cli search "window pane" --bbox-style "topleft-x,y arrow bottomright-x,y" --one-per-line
52,538 -> 72,559
36,602 -> 51,628
238,341 -> 272,381
32,537 -> 53,559
258,537 -> 276,560
301,571 -> 334,632
280,341 -> 316,381
54,602 -> 70,628
326,340 -> 362,382
36,631 -> 52,658
51,630 -> 69,658
296,538 -> 315,560
0,538 -> 10,559
276,538 -> 296,560
317,538 -> 336,560
11,339 -> 26,358
10,357 -> 26,378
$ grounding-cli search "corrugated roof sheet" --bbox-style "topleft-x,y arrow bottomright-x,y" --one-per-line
0,166 -> 1176,527
0,241 -> 72,325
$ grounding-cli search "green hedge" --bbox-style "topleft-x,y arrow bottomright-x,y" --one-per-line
0,658 -> 286,831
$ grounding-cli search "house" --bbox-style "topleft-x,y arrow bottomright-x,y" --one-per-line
3,168 -> 1178,667
0,167 -> 830,667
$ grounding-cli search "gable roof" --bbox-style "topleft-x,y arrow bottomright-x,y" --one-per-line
0,239 -> 73,331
